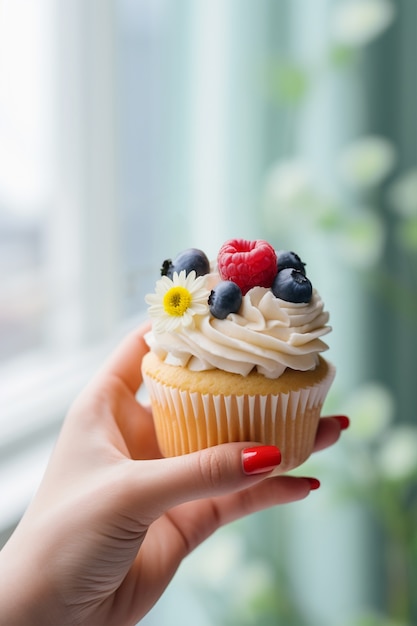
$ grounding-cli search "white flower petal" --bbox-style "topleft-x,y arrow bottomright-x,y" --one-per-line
163,316 -> 181,333
192,273 -> 210,290
153,316 -> 169,334
183,270 -> 197,289
333,210 -> 385,268
147,306 -> 165,318
345,382 -> 395,442
191,303 -> 210,315
377,426 -> 417,480
331,0 -> 396,47
157,275 -> 174,291
338,136 -> 397,188
181,311 -> 195,328
172,270 -> 187,285
145,293 -> 162,306
264,159 -> 313,206
388,168 -> 417,218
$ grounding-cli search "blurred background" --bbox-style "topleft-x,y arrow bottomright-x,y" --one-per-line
1,0 -> 416,624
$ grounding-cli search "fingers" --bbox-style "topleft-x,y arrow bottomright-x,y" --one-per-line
313,415 -> 350,452
127,442 -> 282,521
152,474 -> 316,558
209,474 -> 316,529
113,394 -> 162,460
96,320 -> 151,394
125,413 -> 350,519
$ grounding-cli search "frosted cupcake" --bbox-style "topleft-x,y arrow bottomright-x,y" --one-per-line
142,239 -> 335,473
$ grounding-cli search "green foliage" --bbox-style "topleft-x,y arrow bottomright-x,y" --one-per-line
195,3 -> 416,625
328,44 -> 358,68
266,60 -> 310,105
260,1 -> 417,624
347,612 -> 408,626
396,218 -> 417,252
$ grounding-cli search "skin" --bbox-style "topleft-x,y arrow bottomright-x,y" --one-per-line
0,322 -> 345,626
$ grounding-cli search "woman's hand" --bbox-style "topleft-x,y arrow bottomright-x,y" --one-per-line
0,322 -> 348,626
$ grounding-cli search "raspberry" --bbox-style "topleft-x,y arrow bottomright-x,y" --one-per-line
217,239 -> 277,295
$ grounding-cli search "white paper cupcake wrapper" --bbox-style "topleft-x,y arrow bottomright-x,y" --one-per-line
143,362 -> 335,472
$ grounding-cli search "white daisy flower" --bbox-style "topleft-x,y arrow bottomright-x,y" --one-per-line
145,270 -> 210,333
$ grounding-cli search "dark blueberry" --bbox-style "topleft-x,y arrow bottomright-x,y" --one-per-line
161,248 -> 210,278
160,258 -> 173,276
271,268 -> 312,303
209,281 -> 242,319
276,250 -> 306,275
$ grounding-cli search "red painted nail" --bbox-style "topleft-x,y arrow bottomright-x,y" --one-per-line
303,477 -> 320,490
334,415 -> 350,430
242,446 -> 281,475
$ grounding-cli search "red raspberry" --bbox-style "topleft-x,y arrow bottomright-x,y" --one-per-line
217,239 -> 277,295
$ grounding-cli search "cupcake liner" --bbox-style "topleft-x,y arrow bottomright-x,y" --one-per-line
143,362 -> 335,472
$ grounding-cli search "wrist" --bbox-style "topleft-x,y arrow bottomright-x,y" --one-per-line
0,532 -> 67,626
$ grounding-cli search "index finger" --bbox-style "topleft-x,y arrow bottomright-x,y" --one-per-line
98,320 -> 151,394
313,415 -> 348,452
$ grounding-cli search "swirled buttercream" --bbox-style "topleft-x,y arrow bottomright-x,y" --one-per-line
146,283 -> 331,379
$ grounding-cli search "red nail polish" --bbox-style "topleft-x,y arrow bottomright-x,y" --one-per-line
242,446 -> 281,475
334,415 -> 350,430
303,477 -> 320,490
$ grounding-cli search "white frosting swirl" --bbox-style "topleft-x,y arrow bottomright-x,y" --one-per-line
146,284 -> 331,379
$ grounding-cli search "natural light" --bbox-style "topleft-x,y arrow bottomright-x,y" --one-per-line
1,1 -> 416,625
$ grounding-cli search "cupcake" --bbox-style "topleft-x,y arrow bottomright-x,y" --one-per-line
142,239 -> 335,473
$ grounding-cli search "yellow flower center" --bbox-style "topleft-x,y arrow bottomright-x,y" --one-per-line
163,286 -> 192,317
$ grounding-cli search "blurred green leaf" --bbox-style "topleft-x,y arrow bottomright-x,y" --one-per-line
348,612 -> 408,626
333,210 -> 386,268
314,205 -> 346,230
396,218 -> 417,252
387,168 -> 417,218
328,43 -> 358,67
372,268 -> 417,322
266,60 -> 309,105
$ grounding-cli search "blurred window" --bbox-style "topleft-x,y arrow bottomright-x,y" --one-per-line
1,0 -> 256,536
0,0 -> 53,362
0,0 -> 182,532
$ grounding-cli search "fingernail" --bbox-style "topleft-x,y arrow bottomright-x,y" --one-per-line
334,415 -> 350,430
242,446 -> 281,475
303,477 -> 321,490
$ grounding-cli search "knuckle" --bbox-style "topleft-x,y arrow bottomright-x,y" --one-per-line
198,449 -> 223,490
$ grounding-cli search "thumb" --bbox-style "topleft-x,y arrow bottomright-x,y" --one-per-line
127,442 -> 281,520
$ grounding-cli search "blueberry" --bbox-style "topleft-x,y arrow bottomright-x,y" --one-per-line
271,268 -> 312,303
276,250 -> 306,275
161,248 -> 210,278
209,281 -> 242,319
160,258 -> 173,276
